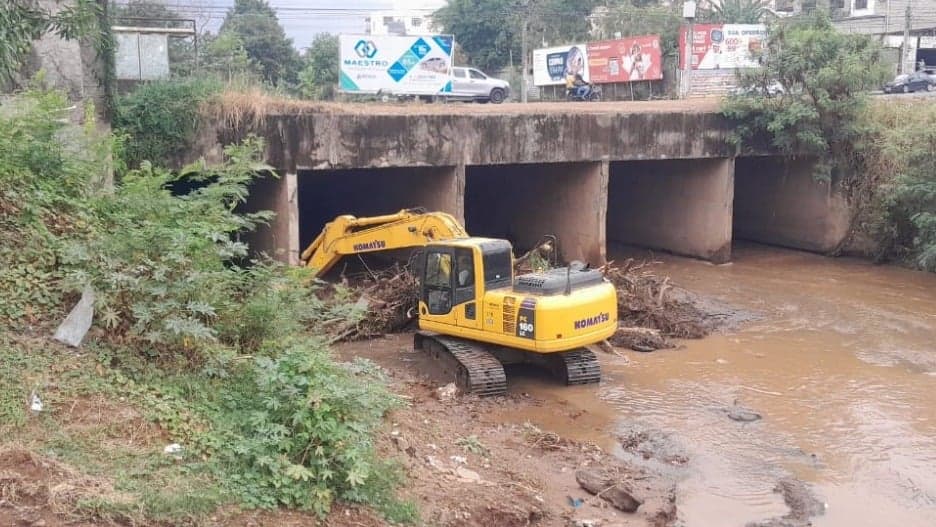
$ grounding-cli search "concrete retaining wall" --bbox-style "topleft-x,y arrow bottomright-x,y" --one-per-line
607,158 -> 735,262
465,162 -> 607,265
734,157 -> 851,253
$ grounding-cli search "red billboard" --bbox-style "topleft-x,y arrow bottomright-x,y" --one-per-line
586,35 -> 663,84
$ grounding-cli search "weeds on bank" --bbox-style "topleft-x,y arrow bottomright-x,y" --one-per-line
1,87 -> 417,523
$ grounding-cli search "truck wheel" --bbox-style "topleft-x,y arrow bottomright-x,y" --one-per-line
489,88 -> 506,104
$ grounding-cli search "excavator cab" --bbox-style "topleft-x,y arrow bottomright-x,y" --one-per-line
414,238 -> 617,395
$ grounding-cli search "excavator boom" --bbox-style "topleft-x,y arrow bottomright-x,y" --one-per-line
301,209 -> 468,276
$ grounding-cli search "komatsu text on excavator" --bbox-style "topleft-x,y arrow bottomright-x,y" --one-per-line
301,209 -> 617,396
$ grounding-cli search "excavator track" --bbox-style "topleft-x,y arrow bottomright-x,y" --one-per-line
415,332 -> 507,397
551,348 -> 601,386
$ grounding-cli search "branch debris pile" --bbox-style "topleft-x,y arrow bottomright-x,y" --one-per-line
603,259 -> 717,351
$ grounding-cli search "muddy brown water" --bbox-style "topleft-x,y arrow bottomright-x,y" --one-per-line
501,243 -> 936,527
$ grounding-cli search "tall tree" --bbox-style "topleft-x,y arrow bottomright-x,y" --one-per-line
298,33 -> 338,99
219,0 -> 300,85
433,0 -> 597,73
701,0 -> 771,24
433,0 -> 517,72
722,13 -> 888,178
597,3 -> 684,57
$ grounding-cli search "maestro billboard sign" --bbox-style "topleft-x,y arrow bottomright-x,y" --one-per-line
339,34 -> 454,95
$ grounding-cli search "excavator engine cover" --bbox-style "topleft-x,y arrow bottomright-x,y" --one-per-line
513,267 -> 604,295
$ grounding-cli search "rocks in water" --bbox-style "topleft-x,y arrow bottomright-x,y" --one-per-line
726,405 -> 762,423
746,477 -> 826,527
574,469 -> 642,513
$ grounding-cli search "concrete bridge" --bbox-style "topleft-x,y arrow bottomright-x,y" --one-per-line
192,99 -> 850,266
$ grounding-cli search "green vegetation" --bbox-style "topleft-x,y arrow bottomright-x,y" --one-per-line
1,88 -> 416,523
219,0 -> 302,86
434,0 -> 599,72
299,33 -> 340,100
722,13 -> 888,179
867,102 -> 936,271
597,3 -> 684,57
113,78 -> 222,168
722,13 -> 936,271
700,0 -> 770,23
0,0 -> 101,81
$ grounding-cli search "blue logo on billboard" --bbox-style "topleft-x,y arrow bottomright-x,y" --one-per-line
354,40 -> 378,59
547,52 -> 568,81
410,38 -> 430,59
432,36 -> 453,55
387,61 -> 408,81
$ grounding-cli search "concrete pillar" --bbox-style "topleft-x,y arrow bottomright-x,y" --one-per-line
734,157 -> 850,253
607,158 -> 734,263
465,162 -> 607,266
242,172 -> 299,264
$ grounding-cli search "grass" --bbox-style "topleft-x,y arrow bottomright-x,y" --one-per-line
0,335 -> 229,524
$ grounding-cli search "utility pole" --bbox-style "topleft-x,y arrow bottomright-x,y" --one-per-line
902,1 -> 912,74
521,19 -> 528,103
682,1 -> 696,99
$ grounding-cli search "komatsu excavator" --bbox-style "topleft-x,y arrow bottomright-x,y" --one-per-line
301,208 -> 617,396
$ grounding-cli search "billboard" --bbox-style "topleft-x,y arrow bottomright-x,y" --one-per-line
339,34 -> 454,95
587,35 -> 663,83
532,44 -> 589,86
679,24 -> 767,70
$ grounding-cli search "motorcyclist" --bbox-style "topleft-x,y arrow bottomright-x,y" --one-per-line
573,73 -> 591,99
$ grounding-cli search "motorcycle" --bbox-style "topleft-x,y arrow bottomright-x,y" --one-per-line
566,83 -> 602,102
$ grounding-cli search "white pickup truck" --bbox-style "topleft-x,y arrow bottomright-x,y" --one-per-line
446,67 -> 511,103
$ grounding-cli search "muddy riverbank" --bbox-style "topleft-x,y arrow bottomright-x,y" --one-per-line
345,242 -> 936,526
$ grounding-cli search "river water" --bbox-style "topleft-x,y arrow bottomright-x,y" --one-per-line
510,243 -> 936,527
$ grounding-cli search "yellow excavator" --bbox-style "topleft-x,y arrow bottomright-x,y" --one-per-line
301,208 -> 617,396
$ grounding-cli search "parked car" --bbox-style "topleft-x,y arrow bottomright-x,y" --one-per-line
883,72 -> 934,93
447,67 -> 510,103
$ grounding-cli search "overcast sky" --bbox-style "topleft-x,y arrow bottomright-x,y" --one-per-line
183,0 -> 446,50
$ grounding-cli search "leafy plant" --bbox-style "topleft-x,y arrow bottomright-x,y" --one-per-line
701,0 -> 770,23
114,78 -> 222,168
299,33 -> 339,100
62,139 -> 272,361
0,88 -> 109,326
456,435 -> 489,456
214,344 -> 404,516
721,12 -> 888,180
0,0 -> 102,81
870,102 -> 936,270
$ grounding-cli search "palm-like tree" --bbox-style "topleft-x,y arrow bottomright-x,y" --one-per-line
705,0 -> 771,24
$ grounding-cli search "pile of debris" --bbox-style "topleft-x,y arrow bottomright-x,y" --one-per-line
603,259 -> 715,351
327,263 -> 420,341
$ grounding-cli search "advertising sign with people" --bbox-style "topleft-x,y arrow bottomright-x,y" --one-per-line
532,44 -> 589,86
586,35 -> 663,83
338,34 -> 454,95
679,24 -> 767,70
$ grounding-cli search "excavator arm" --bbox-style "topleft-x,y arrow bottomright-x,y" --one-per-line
300,208 -> 468,276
